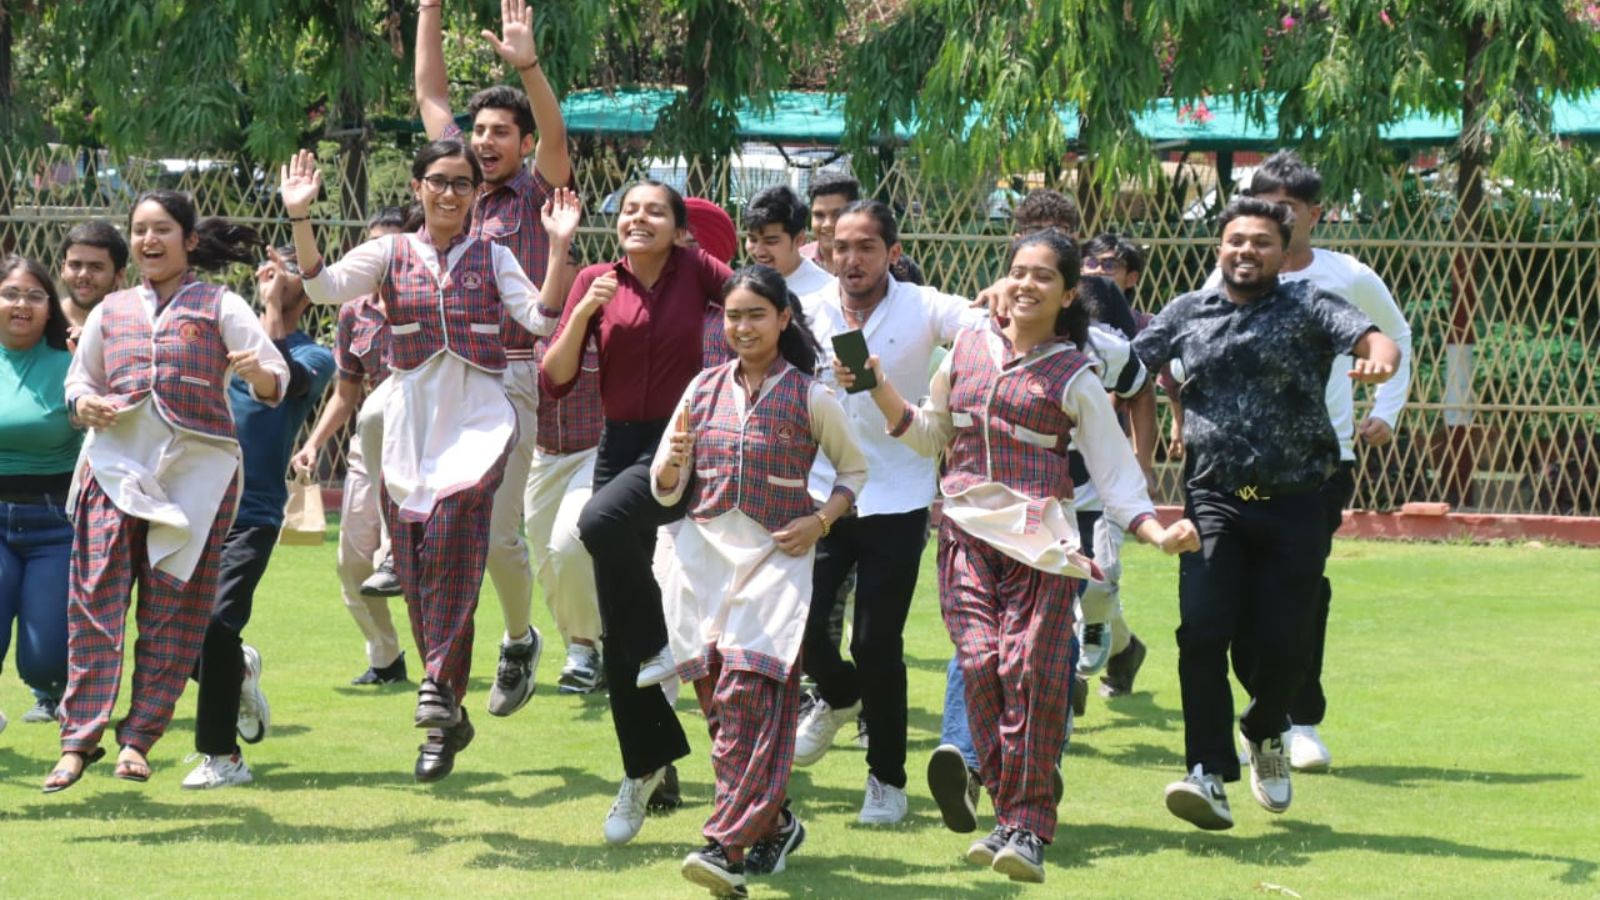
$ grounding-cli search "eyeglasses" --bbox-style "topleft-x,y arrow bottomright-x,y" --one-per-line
0,287 -> 50,305
1082,256 -> 1124,273
421,175 -> 478,196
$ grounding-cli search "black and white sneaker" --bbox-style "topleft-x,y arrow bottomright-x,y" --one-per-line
681,841 -> 748,897
359,556 -> 404,597
992,828 -> 1046,883
745,807 -> 806,875
928,743 -> 980,833
965,825 -> 1013,866
351,652 -> 408,686
1165,764 -> 1234,830
556,644 -> 602,694
487,627 -> 542,716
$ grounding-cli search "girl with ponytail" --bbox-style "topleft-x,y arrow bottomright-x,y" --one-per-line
47,191 -> 289,791
647,264 -> 865,893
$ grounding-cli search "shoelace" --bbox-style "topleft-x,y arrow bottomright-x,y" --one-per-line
612,773 -> 653,817
867,777 -> 886,806
1255,742 -> 1291,780
495,650 -> 529,688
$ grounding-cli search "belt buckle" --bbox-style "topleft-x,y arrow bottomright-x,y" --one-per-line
1235,484 -> 1270,502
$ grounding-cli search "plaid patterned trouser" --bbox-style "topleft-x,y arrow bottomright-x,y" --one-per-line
385,446 -> 510,703
938,520 -> 1078,842
692,649 -> 803,850
61,475 -> 239,755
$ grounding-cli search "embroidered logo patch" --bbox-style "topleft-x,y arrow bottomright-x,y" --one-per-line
776,422 -> 797,443
178,322 -> 204,344
461,271 -> 484,291
1027,376 -> 1049,397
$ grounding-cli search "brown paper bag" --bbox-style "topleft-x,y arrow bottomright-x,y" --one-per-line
279,475 -> 327,545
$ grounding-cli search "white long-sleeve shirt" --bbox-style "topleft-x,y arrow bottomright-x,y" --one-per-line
800,276 -> 988,515
1203,248 -> 1412,460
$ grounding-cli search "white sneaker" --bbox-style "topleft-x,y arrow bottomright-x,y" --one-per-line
858,773 -> 908,825
182,753 -> 253,790
0,708 -> 7,736
603,767 -> 667,845
1075,618 -> 1113,675
1241,730 -> 1293,813
1165,764 -> 1233,830
237,645 -> 269,744
793,697 -> 862,767
634,646 -> 676,689
1288,724 -> 1332,771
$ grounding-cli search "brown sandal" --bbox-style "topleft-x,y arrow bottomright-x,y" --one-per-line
43,747 -> 107,794
114,746 -> 151,783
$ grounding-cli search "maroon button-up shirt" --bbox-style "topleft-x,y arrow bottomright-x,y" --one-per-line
541,246 -> 732,423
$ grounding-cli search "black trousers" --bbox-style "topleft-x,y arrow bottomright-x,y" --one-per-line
578,418 -> 691,777
800,508 -> 929,788
193,524 -> 280,756
1230,463 -> 1355,727
1176,488 -> 1328,781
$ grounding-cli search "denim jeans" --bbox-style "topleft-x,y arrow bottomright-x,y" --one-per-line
0,498 -> 73,700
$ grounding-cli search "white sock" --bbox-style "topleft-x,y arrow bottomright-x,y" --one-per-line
504,628 -> 534,647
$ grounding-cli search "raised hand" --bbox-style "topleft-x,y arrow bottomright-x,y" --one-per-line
541,187 -> 582,245
481,0 -> 539,70
279,149 -> 323,218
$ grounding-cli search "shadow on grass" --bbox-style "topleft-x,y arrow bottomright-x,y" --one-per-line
465,832 -> 1030,897
1056,818 -> 1597,886
1326,765 -> 1583,789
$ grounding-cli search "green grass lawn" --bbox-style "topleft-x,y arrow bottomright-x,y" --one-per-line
1,538 -> 1596,898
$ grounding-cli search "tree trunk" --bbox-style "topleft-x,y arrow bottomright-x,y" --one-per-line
336,0 -> 369,223
1442,18 -> 1490,508
681,5 -> 715,198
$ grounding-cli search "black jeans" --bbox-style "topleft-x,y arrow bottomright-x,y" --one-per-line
1230,463 -> 1355,727
1176,488 -> 1329,781
801,508 -> 929,789
578,418 -> 691,778
193,524 -> 279,756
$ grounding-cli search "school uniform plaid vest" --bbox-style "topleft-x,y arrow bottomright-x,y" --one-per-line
702,305 -> 736,369
383,235 -> 506,372
98,282 -> 235,440
534,335 -> 602,453
335,294 -> 391,390
942,328 -> 1091,500
688,361 -> 817,533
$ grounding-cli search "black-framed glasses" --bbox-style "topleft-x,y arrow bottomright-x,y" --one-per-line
421,175 -> 478,196
1083,255 -> 1124,273
0,287 -> 50,305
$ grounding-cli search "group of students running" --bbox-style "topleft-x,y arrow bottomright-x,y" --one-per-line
0,2 -> 1417,896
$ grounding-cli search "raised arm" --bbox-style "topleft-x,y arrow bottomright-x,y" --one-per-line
415,0 -> 455,139
541,270 -> 614,394
539,187 -> 581,313
481,0 -> 570,186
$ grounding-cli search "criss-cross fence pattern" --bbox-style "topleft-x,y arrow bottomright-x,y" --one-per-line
4,144 -> 1596,516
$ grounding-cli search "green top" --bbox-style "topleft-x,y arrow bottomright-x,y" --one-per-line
0,340 -> 81,476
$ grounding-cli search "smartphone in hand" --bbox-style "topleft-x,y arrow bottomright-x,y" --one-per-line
830,329 -> 878,394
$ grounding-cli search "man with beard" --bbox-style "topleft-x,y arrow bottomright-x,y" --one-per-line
58,221 -> 128,344
1134,197 -> 1398,831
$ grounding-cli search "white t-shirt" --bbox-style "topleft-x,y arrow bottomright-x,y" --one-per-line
1202,248 -> 1412,460
784,256 -> 835,299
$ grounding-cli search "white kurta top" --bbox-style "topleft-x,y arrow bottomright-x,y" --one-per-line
304,233 -> 552,519
896,329 -> 1157,578
64,285 -> 289,581
650,366 -> 867,681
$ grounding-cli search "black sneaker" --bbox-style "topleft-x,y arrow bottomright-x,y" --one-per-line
1070,674 -> 1088,718
745,807 -> 806,875
351,652 -> 409,686
928,743 -> 980,834
1100,634 -> 1148,698
415,709 -> 475,783
992,828 -> 1046,883
359,557 -> 404,598
965,825 -> 1012,866
855,713 -> 869,749
487,627 -> 542,716
414,677 -> 460,728
681,841 -> 748,897
648,762 -> 682,811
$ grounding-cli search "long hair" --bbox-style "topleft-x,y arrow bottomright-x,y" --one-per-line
721,265 -> 823,375
1005,229 -> 1087,348
129,190 -> 264,272
0,254 -> 70,351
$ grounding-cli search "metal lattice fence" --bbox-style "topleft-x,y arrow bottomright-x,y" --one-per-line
3,144 -> 1596,516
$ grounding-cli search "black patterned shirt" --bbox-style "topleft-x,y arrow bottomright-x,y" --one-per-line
1133,279 -> 1376,493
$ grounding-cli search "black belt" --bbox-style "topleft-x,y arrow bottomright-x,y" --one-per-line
0,490 -> 67,507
